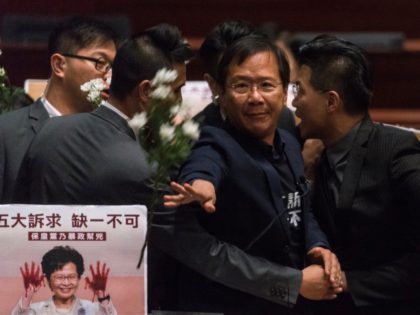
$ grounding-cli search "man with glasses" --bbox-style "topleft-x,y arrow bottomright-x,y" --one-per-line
0,17 -> 118,203
159,35 -> 342,315
195,20 -> 299,139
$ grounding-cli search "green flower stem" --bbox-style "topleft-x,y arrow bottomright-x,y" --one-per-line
137,169 -> 169,269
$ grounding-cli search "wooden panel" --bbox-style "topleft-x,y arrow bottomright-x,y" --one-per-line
370,109 -> 420,129
369,51 -> 420,109
1,0 -> 420,37
1,0 -> 420,109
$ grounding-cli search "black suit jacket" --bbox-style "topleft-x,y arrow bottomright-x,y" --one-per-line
0,100 -> 48,203
152,124 -> 329,314
15,105 -> 153,205
313,116 -> 420,314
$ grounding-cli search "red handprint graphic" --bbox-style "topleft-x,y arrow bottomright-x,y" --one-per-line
85,261 -> 110,301
19,261 -> 45,297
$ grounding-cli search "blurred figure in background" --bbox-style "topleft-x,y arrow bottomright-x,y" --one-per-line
259,22 -> 324,179
194,20 -> 255,128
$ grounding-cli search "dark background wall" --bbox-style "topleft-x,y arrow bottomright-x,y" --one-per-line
2,0 -> 420,37
1,0 -> 420,110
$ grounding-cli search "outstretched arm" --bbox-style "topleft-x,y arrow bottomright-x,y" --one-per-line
151,203 -> 340,307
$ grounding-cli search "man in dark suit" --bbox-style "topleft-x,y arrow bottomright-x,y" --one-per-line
293,35 -> 420,314
161,35 -> 342,315
0,17 -> 117,203
14,23 -> 193,312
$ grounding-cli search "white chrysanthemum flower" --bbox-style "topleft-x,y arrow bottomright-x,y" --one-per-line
80,78 -> 106,92
182,120 -> 200,140
80,82 -> 90,92
94,79 -> 105,89
151,68 -> 178,87
178,101 -> 193,119
80,78 -> 107,107
0,67 -> 5,77
151,85 -> 173,100
87,90 -> 101,102
159,123 -> 176,142
170,104 -> 181,116
0,49 -> 2,56
128,112 -> 148,135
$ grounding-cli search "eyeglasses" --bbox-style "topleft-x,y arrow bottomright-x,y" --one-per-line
62,53 -> 112,73
52,273 -> 79,283
228,81 -> 282,94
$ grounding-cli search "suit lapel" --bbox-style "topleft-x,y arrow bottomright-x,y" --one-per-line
338,116 -> 373,209
92,105 -> 136,140
28,99 -> 49,134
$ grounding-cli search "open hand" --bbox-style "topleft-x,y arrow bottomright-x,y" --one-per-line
163,180 -> 216,213
85,261 -> 110,300
19,261 -> 44,297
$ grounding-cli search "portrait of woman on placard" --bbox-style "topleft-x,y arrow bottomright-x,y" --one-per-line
12,245 -> 117,315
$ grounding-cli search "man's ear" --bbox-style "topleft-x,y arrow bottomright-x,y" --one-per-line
50,53 -> 66,78
137,80 -> 152,106
204,73 -> 221,97
282,86 -> 288,107
326,90 -> 340,113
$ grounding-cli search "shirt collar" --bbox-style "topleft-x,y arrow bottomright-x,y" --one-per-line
258,131 -> 284,160
224,121 -> 284,158
41,97 -> 62,117
101,100 -> 129,121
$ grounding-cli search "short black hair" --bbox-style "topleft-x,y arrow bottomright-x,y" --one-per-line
217,34 -> 290,88
199,20 -> 256,78
298,34 -> 373,114
41,246 -> 84,280
48,17 -> 119,57
110,23 -> 192,101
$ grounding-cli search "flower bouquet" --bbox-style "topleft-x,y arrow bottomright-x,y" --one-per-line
128,68 -> 199,268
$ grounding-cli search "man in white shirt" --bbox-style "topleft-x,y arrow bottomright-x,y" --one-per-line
0,17 -> 118,203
